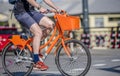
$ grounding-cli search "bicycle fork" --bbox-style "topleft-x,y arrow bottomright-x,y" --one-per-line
61,39 -> 71,57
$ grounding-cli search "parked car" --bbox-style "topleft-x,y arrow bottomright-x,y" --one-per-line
0,26 -> 18,51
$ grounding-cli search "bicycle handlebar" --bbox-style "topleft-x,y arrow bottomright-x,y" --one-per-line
47,9 -> 66,14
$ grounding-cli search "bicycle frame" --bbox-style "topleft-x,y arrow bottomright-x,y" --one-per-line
2,12 -> 92,76
7,13 -> 72,61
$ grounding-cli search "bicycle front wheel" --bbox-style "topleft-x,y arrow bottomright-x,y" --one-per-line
55,39 -> 91,76
2,42 -> 33,76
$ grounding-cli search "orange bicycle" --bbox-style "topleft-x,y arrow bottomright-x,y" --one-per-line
2,11 -> 91,76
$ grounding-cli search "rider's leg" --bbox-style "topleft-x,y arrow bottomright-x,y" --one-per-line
30,23 -> 48,71
38,16 -> 54,55
39,16 -> 54,29
39,16 -> 55,37
30,23 -> 42,57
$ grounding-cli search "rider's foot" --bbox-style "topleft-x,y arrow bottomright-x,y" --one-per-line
34,61 -> 48,71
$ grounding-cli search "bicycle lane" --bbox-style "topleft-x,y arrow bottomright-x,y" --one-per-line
86,49 -> 120,76
0,49 -> 120,76
30,49 -> 120,76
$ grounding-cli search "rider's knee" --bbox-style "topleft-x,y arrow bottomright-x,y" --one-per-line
47,20 -> 55,29
34,29 -> 42,37
30,24 -> 43,37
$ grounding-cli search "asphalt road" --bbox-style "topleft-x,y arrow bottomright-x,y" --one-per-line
0,49 -> 120,76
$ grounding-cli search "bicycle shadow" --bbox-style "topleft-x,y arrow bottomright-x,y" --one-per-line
30,73 -> 62,76
2,72 -> 62,76
99,65 -> 120,74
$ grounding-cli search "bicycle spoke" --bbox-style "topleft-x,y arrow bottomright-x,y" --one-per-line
56,39 -> 91,76
2,43 -> 33,76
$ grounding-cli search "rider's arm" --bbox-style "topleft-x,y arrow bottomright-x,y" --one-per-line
43,0 -> 59,11
27,0 -> 60,12
27,0 -> 41,10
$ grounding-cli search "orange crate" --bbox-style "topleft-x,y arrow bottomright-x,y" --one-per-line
56,14 -> 80,31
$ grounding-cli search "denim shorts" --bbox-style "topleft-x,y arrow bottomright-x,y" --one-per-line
15,11 -> 44,29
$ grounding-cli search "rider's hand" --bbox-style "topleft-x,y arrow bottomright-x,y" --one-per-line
50,8 -> 62,13
56,9 -> 62,13
55,9 -> 65,14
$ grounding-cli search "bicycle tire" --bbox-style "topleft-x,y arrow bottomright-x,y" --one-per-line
2,42 -> 33,76
55,39 -> 91,76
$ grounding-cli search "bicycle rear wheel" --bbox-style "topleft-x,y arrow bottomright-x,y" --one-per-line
2,42 -> 33,76
55,39 -> 91,76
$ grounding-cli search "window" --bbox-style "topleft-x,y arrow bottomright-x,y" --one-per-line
109,17 -> 120,22
95,17 -> 104,27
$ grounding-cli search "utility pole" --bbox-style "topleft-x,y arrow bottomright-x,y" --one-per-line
82,0 -> 89,33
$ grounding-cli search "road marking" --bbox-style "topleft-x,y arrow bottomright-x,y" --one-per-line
72,68 -> 84,71
33,71 -> 60,74
111,59 -> 120,62
93,64 -> 106,67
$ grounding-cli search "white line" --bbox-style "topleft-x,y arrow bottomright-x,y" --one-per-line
111,59 -> 120,62
71,68 -> 84,71
93,64 -> 106,67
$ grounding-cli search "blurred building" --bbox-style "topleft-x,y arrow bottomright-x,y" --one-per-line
0,0 -> 120,49
0,0 -> 120,29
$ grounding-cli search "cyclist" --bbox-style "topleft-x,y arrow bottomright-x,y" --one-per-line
13,0 -> 61,71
